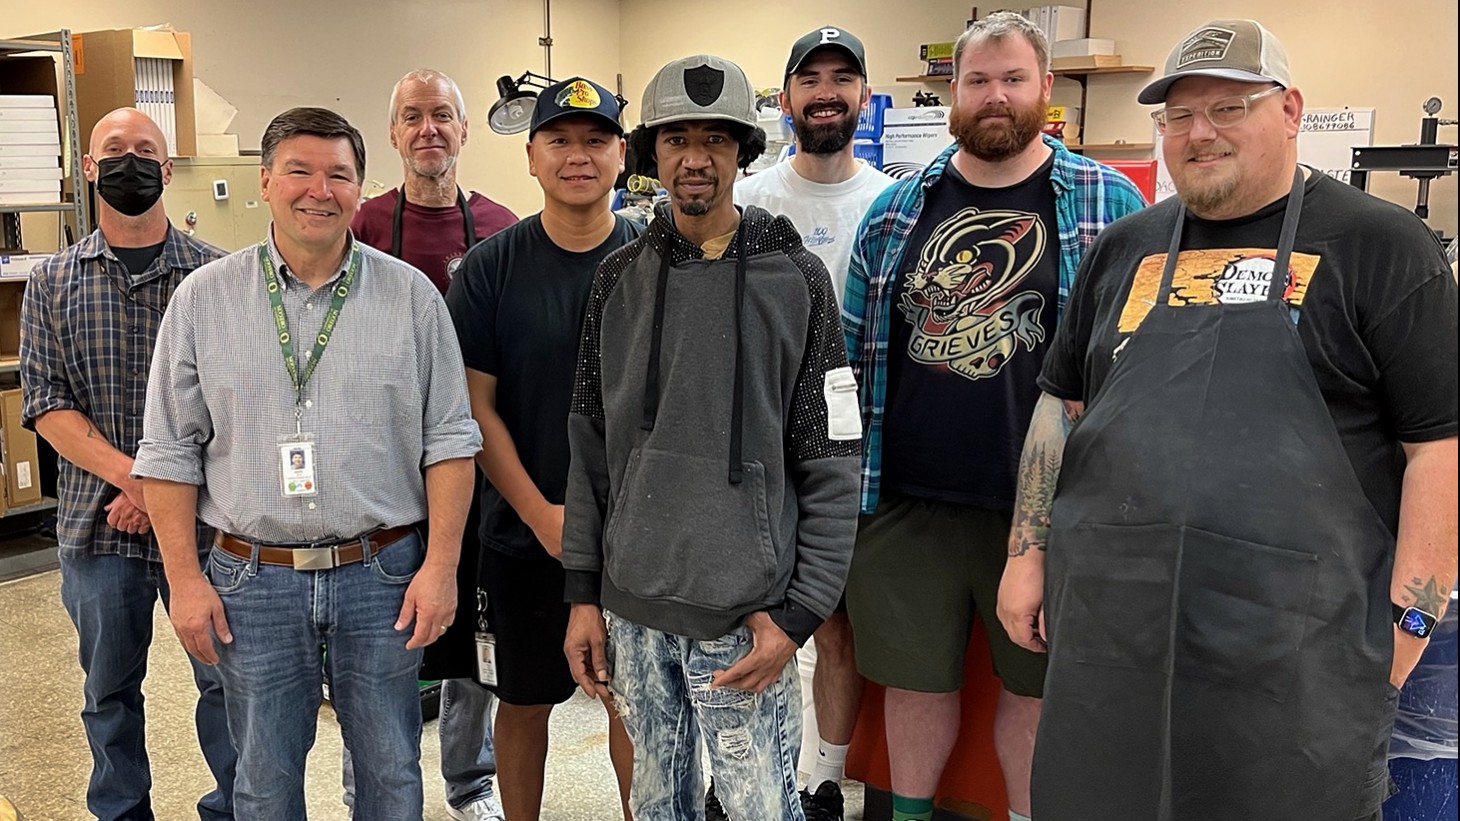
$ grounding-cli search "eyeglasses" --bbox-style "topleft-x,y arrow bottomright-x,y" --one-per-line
1151,85 -> 1284,136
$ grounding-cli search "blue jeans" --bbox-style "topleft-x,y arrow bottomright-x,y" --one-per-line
341,677 -> 497,810
207,531 -> 427,820
605,613 -> 805,821
59,551 -> 235,821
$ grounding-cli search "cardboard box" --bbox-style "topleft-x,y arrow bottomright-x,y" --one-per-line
882,107 -> 952,179
1046,105 -> 1082,124
0,389 -> 42,508
73,28 -> 197,156
1051,55 -> 1125,71
0,280 -> 22,361
920,42 -> 957,61
1052,38 -> 1117,58
0,95 -> 54,108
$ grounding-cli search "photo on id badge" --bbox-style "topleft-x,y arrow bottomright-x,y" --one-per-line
279,439 -> 318,496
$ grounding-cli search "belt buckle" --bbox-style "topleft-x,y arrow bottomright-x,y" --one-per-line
292,546 -> 337,570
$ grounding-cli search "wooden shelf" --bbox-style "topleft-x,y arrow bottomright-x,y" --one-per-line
1053,65 -> 1154,77
896,75 -> 953,83
1066,142 -> 1154,152
897,65 -> 1153,83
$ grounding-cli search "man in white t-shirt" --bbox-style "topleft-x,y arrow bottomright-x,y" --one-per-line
734,25 -> 893,821
737,26 -> 894,303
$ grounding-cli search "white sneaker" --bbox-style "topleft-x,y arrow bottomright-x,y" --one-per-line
444,795 -> 506,821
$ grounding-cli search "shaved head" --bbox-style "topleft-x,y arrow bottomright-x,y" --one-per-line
89,107 -> 169,159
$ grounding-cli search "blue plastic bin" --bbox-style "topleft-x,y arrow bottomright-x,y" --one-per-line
856,93 -> 892,141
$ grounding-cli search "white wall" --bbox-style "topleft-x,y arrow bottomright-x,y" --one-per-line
7,1 -> 1455,238
7,0 -> 623,222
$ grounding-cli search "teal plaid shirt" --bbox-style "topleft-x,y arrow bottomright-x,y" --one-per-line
842,135 -> 1147,514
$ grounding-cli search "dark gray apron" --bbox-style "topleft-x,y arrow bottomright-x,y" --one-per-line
1033,171 -> 1399,821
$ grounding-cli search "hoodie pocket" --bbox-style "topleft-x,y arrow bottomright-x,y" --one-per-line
605,447 -> 779,612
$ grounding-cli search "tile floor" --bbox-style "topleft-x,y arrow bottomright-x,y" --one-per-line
0,561 -> 865,820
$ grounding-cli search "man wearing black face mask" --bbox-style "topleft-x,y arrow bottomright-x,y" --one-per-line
19,107 -> 237,821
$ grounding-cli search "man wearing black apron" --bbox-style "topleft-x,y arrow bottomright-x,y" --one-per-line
348,69 -> 517,821
996,19 -> 1458,821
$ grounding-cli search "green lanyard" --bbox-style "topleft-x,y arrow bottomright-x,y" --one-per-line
258,241 -> 361,419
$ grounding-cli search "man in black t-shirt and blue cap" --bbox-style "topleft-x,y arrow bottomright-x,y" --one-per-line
445,76 -> 640,820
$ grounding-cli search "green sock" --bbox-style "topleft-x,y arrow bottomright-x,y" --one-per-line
892,793 -> 935,821
1010,811 -> 1033,821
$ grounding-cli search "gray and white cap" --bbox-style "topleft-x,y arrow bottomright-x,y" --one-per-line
1139,19 -> 1292,104
639,54 -> 757,129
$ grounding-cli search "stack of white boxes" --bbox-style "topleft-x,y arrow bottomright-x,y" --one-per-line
0,95 -> 62,206
1022,5 -> 1088,45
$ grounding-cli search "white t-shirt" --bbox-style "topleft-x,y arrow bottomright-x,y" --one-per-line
735,159 -> 895,301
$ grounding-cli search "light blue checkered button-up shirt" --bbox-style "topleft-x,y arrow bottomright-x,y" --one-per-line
843,136 -> 1148,514
133,230 -> 482,544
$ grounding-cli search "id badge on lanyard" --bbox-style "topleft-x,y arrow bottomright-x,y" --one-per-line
259,242 -> 360,500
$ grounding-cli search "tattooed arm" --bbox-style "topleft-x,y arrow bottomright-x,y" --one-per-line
997,393 -> 1084,652
35,410 -> 151,533
1389,436 -> 1458,688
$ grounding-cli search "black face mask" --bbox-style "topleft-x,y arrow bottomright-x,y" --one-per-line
95,153 -> 165,217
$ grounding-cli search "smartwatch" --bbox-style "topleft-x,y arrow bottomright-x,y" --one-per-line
1393,603 -> 1439,639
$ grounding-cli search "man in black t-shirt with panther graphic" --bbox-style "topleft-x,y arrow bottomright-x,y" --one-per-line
444,76 -> 639,821
999,19 -> 1458,821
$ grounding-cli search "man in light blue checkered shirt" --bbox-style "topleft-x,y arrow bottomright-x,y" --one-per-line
133,107 -> 481,820
20,107 -> 237,821
839,14 -> 1145,821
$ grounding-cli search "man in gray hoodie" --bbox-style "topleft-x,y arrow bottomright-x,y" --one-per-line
562,54 -> 863,821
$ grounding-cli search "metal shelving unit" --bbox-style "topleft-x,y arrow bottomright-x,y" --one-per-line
0,30 -> 90,250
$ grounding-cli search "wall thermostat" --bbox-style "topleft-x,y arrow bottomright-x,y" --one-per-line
212,179 -> 229,201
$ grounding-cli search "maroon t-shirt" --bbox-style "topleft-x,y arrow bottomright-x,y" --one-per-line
352,188 -> 517,293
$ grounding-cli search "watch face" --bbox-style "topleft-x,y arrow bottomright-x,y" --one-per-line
1400,607 -> 1436,638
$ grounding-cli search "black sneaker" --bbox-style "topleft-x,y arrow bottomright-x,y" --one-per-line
799,780 -> 845,821
705,778 -> 731,821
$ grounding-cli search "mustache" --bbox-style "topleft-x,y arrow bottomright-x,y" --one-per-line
674,171 -> 717,185
801,101 -> 850,118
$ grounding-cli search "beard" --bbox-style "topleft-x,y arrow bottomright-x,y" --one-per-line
405,153 -> 456,179
1169,142 -> 1242,214
674,172 -> 718,216
793,101 -> 858,155
950,94 -> 1048,161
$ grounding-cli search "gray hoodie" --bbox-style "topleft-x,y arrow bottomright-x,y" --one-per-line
562,203 -> 862,645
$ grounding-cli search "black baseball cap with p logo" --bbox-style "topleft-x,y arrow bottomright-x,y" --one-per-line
785,26 -> 868,81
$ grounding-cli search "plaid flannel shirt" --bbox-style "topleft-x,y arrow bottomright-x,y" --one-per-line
842,135 -> 1147,514
19,226 -> 223,561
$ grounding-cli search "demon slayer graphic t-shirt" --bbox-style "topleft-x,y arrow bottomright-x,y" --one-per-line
1039,171 -> 1460,535
882,154 -> 1059,509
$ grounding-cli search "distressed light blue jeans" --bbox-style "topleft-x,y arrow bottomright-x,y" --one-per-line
605,612 -> 805,821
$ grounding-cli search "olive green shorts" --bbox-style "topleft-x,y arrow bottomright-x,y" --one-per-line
845,492 -> 1047,696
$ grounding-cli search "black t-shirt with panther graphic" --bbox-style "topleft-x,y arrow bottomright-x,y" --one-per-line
883,154 -> 1060,510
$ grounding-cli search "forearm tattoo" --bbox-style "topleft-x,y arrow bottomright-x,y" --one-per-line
1009,398 -> 1079,556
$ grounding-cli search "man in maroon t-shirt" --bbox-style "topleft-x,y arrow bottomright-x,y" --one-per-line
346,68 -> 513,821
352,68 -> 517,293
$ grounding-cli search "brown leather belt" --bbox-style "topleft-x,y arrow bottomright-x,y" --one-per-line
213,525 -> 414,570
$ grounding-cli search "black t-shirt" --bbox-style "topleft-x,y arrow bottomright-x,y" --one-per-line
112,241 -> 165,279
445,213 -> 643,558
1040,171 -> 1459,534
883,154 -> 1061,509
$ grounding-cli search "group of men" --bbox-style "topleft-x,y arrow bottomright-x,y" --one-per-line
18,11 -> 1455,821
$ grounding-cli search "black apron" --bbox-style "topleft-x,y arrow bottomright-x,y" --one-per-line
389,185 -> 476,260
1033,171 -> 1400,821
